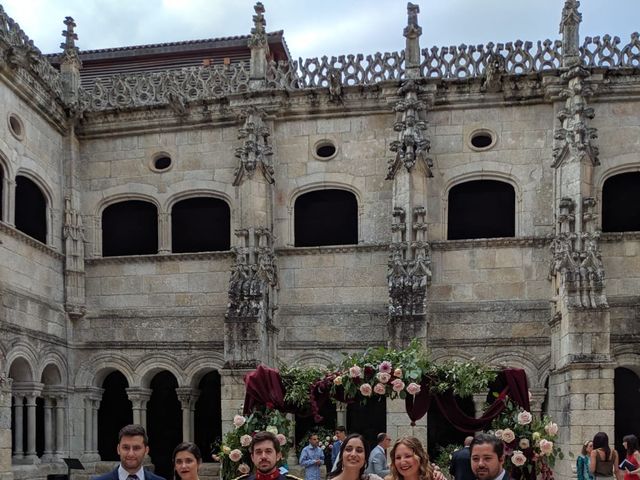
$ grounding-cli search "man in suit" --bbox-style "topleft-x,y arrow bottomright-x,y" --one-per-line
93,424 -> 165,480
470,433 -> 507,480
450,436 -> 475,480
330,426 -> 347,472
233,431 -> 301,480
366,433 -> 391,477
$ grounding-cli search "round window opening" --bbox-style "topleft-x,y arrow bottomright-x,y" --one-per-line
8,114 -> 24,140
153,156 -> 172,171
316,142 -> 337,159
470,131 -> 494,150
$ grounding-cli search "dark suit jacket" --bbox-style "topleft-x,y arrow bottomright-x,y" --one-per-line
92,466 -> 166,480
449,447 -> 474,480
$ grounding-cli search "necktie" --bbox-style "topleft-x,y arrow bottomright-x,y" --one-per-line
127,475 -> 139,480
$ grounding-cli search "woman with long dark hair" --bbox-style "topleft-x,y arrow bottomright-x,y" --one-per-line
328,433 -> 382,480
173,442 -> 202,480
621,435 -> 640,480
589,432 -> 619,480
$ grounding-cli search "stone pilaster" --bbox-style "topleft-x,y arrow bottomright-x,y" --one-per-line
386,397 -> 427,442
176,387 -> 199,442
549,5 -> 613,478
219,369 -> 250,436
0,377 -> 13,480
386,78 -> 433,348
225,107 -> 278,368
59,16 -> 82,106
63,195 -> 87,320
529,387 -> 547,418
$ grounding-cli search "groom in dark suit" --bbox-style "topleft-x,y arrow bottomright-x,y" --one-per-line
92,424 -> 165,480
470,433 -> 507,480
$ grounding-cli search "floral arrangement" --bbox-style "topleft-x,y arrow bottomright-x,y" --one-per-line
216,408 -> 293,480
280,340 -> 496,411
490,399 -> 563,480
296,427 -> 336,457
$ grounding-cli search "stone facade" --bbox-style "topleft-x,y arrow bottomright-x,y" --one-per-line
0,2 -> 639,480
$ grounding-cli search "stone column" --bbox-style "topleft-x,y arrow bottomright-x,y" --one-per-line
80,387 -> 103,462
4,179 -> 16,226
53,394 -> 67,459
403,3 -> 422,79
91,395 -> 101,454
386,397 -> 427,443
126,388 -> 152,429
41,397 -> 55,462
24,394 -> 40,464
528,388 -> 547,418
11,395 -> 24,462
472,393 -> 487,419
335,402 -> 347,430
176,387 -> 199,442
158,212 -> 170,254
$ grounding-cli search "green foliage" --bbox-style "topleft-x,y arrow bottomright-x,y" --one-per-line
427,359 -> 498,397
433,443 -> 460,479
216,408 -> 292,480
280,364 -> 330,409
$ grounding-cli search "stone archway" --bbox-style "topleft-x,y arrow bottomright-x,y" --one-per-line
614,367 -> 640,459
147,370 -> 181,479
98,371 -> 133,461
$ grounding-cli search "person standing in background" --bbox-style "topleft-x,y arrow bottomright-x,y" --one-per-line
577,440 -> 594,480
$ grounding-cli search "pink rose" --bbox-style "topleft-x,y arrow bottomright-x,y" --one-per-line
349,365 -> 362,378
517,411 -> 533,425
276,434 -> 287,446
392,379 -> 405,392
233,415 -> 246,428
501,428 -> 516,443
377,372 -> 391,384
544,422 -> 558,436
519,438 -> 530,449
511,450 -> 527,467
240,434 -> 252,447
359,383 -> 373,396
406,382 -> 421,395
539,439 -> 554,455
379,361 -> 393,373
229,449 -> 243,462
393,368 -> 403,378
374,383 -> 386,395
494,429 -> 504,439
334,376 -> 343,386
238,463 -> 250,474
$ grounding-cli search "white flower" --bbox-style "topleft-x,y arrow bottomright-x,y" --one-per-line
240,435 -> 252,447
238,463 -> 250,474
349,365 -> 362,378
511,450 -> 527,467
229,449 -> 242,462
519,438 -> 530,449
233,415 -> 246,428
517,411 -> 533,425
494,429 -> 504,439
539,439 -> 554,455
544,422 -> 558,436
266,425 -> 278,435
501,428 -> 516,443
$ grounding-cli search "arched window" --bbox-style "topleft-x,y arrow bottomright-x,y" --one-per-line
171,197 -> 230,253
102,200 -> 158,256
15,175 -> 47,243
98,371 -> 132,460
294,189 -> 358,247
602,172 -> 640,232
0,163 -> 4,222
447,180 -> 515,240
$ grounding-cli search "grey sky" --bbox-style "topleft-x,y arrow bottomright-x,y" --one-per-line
2,1 -> 639,59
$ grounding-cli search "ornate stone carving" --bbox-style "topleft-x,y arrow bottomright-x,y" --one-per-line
387,80 -> 432,179
560,0 -> 582,67
233,107 -> 274,186
63,196 -> 86,319
482,52 -> 506,93
60,17 -> 81,66
552,66 -> 599,167
404,3 -> 422,78
549,197 -> 607,310
225,228 -> 278,368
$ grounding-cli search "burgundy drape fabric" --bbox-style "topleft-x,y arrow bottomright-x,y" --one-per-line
243,365 -> 531,433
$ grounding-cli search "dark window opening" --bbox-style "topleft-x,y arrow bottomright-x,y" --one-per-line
316,142 -> 336,159
427,395 -> 475,460
35,397 -> 44,457
194,371 -> 222,462
602,172 -> 640,232
98,371 -> 133,461
470,132 -> 493,149
172,197 -> 230,253
295,401 -> 337,470
347,397 -> 386,449
295,189 -> 358,247
154,156 -> 172,171
448,180 -> 515,240
102,200 -> 158,256
9,114 -> 23,138
15,175 -> 47,243
614,367 -> 640,462
148,371 -> 181,480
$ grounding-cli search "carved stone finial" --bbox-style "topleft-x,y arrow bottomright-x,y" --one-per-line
559,0 -> 582,67
404,3 -> 422,78
61,16 -> 78,51
248,2 -> 269,87
249,2 -> 267,47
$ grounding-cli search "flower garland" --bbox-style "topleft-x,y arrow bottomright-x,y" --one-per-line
489,399 -> 563,480
216,408 -> 292,480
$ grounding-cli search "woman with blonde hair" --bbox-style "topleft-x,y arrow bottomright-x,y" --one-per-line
389,436 -> 442,480
577,440 -> 594,480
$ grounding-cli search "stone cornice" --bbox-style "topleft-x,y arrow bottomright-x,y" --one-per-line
600,231 -> 640,242
428,336 -> 550,348
278,341 -> 384,350
76,340 -> 224,350
276,243 -> 389,256
85,250 -> 234,265
430,236 -> 551,250
0,221 -> 63,260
